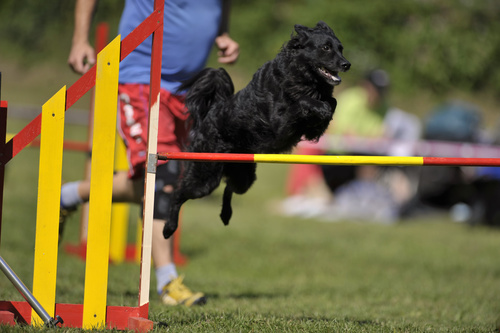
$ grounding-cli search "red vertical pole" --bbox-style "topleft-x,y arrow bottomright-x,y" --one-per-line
0,85 -> 6,247
149,1 -> 163,99
0,72 -> 6,247
173,214 -> 188,265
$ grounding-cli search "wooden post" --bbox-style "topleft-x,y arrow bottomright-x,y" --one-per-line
82,36 -> 120,329
32,86 -> 66,325
138,0 -> 164,311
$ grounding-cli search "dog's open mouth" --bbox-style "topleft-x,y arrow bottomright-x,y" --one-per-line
318,67 -> 341,85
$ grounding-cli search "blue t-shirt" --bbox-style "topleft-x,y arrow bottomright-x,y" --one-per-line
118,0 -> 222,93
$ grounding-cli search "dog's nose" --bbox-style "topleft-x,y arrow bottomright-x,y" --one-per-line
341,61 -> 351,71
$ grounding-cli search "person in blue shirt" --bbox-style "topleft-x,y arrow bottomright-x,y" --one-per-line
63,0 -> 239,306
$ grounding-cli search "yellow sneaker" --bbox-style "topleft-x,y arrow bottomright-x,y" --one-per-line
160,276 -> 206,306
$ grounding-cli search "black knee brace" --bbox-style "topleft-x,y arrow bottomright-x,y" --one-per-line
152,161 -> 180,221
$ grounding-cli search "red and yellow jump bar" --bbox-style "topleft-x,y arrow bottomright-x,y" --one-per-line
158,152 -> 500,167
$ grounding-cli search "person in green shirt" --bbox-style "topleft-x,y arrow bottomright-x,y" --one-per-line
328,69 -> 390,139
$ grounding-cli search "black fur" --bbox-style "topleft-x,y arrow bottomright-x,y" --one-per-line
163,21 -> 350,238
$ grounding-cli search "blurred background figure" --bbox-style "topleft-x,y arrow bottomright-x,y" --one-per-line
407,100 -> 500,227
280,69 -> 421,223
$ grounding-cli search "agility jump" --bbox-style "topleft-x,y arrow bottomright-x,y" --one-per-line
0,0 -> 164,330
1,0 -> 499,330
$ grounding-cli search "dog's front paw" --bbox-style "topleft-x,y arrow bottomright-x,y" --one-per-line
162,221 -> 178,239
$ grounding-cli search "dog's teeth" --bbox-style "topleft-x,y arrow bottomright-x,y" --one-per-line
318,67 -> 341,84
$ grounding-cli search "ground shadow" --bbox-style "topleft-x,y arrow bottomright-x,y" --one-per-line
205,291 -> 288,300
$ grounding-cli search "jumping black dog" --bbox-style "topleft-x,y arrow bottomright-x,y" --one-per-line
163,21 -> 350,238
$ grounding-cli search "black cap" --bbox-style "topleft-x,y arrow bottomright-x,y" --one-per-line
365,69 -> 390,95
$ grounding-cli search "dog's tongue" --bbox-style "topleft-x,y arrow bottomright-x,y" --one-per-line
319,67 -> 341,84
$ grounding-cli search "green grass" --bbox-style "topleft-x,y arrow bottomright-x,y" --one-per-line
0,119 -> 499,332
1,58 -> 500,332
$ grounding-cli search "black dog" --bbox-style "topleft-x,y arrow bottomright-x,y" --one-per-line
163,21 -> 350,239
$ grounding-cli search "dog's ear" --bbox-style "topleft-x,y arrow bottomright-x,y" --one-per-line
287,24 -> 310,50
294,24 -> 309,35
315,21 -> 334,34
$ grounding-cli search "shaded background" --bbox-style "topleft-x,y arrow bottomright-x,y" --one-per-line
0,0 -> 499,118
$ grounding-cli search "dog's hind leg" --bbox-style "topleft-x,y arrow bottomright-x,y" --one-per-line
219,163 -> 257,226
163,161 -> 224,239
224,163 -> 257,194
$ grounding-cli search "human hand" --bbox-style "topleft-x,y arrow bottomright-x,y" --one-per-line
68,41 -> 96,74
215,33 -> 239,64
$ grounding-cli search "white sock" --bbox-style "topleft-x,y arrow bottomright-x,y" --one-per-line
60,181 -> 83,209
156,263 -> 178,295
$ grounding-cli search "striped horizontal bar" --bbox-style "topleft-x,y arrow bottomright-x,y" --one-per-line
158,152 -> 254,163
422,157 -> 500,166
158,152 -> 500,167
255,154 -> 424,166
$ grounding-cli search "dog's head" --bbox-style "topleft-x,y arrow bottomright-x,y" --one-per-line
286,21 -> 350,86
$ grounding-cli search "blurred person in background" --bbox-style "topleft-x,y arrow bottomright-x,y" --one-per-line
280,69 -> 421,223
410,100 -> 500,226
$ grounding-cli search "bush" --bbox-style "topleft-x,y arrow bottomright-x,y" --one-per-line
1,0 -> 499,94
229,0 -> 500,94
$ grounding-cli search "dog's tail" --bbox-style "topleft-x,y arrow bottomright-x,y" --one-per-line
178,67 -> 234,131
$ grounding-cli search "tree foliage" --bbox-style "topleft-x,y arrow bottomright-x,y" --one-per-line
230,0 -> 500,94
1,0 -> 499,95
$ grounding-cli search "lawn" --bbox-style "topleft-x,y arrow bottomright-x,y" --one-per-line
0,118 -> 499,332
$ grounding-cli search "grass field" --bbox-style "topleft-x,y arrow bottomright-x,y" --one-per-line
0,119 -> 499,333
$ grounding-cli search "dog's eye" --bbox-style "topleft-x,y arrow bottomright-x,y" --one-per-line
322,45 -> 331,51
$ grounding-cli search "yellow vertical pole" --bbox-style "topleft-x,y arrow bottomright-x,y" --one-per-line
31,86 -> 66,326
82,35 -> 120,329
109,138 -> 130,264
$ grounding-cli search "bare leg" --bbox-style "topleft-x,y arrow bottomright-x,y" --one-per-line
152,220 -> 173,268
76,170 -> 143,203
76,171 -> 174,268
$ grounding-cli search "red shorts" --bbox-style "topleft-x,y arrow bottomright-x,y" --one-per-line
117,83 -> 189,179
